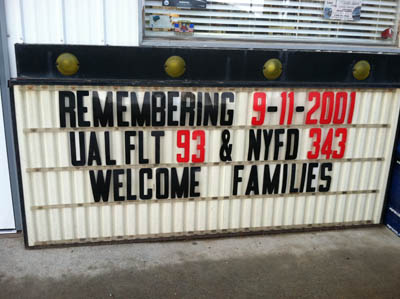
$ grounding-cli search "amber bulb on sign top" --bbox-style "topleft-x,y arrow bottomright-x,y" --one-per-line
352,60 -> 371,81
263,58 -> 282,80
164,56 -> 186,78
56,53 -> 79,76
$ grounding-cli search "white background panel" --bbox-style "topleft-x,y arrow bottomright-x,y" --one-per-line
13,86 -> 400,246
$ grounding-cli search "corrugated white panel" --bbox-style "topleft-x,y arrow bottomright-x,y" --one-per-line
4,0 -> 140,77
63,0 -> 105,45
144,0 -> 399,45
13,85 -> 400,246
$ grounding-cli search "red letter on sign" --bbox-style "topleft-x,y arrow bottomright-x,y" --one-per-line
306,92 -> 320,124
332,128 -> 347,159
320,92 -> 334,124
252,92 -> 266,126
333,92 -> 347,124
347,92 -> 356,124
177,130 -> 190,162
177,130 -> 206,163
307,128 -> 321,159
192,130 -> 205,163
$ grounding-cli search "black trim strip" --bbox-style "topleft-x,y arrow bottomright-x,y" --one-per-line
9,87 -> 29,247
13,44 -> 400,87
8,78 -> 400,88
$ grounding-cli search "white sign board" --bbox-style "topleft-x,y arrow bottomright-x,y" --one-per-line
13,85 -> 399,246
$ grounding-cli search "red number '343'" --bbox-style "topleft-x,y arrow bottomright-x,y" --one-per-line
307,128 -> 347,159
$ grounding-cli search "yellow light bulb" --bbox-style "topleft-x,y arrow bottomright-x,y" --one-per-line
164,56 -> 186,78
263,58 -> 282,80
353,60 -> 370,81
56,53 -> 79,76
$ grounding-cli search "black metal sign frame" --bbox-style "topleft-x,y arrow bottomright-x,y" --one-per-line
9,44 -> 400,248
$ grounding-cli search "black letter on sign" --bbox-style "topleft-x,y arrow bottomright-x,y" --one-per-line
77,91 -> 90,127
156,168 -> 169,199
89,170 -> 112,202
247,129 -> 261,161
274,129 -> 284,160
125,131 -> 136,164
289,164 -> 299,193
117,91 -> 129,127
281,164 -> 288,194
285,129 -> 299,160
93,91 -> 114,127
113,169 -> 125,201
171,167 -> 189,198
262,165 -> 280,194
167,91 -> 179,126
263,130 -> 274,160
126,169 -> 137,200
245,165 -> 259,195
105,131 -> 116,165
299,163 -> 308,193
139,168 -> 152,200
203,93 -> 219,126
196,92 -> 203,126
233,165 -> 244,195
59,91 -> 76,128
220,92 -> 235,126
151,131 -> 164,164
180,92 -> 195,126
131,92 -> 150,126
88,132 -> 102,166
219,130 -> 232,162
152,92 -> 166,126
138,131 -> 149,164
190,167 -> 201,197
306,163 -> 318,192
319,163 -> 332,192
69,132 -> 85,166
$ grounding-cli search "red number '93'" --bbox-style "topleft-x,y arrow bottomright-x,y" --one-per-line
177,130 -> 205,163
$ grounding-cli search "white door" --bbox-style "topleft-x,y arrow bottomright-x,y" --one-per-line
0,92 -> 15,230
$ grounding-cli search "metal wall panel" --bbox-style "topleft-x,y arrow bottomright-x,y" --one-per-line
0,92 -> 15,230
0,0 -> 21,230
4,0 -> 140,77
144,0 -> 399,45
12,85 -> 400,247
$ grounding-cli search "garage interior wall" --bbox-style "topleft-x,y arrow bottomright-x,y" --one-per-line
2,0 -> 400,233
2,0 -> 140,230
1,0 -> 19,231
4,0 -> 141,77
143,0 -> 399,45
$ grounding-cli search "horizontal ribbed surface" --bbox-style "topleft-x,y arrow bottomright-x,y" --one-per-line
12,85 -> 400,246
144,0 -> 398,45
4,0 -> 140,77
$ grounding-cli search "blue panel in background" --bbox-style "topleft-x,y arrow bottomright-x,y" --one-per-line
386,208 -> 400,237
384,140 -> 400,236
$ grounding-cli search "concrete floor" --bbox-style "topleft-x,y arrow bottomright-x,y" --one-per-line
1,226 -> 400,299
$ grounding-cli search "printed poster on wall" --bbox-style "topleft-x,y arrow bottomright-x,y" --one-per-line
324,0 -> 362,21
162,0 -> 207,9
